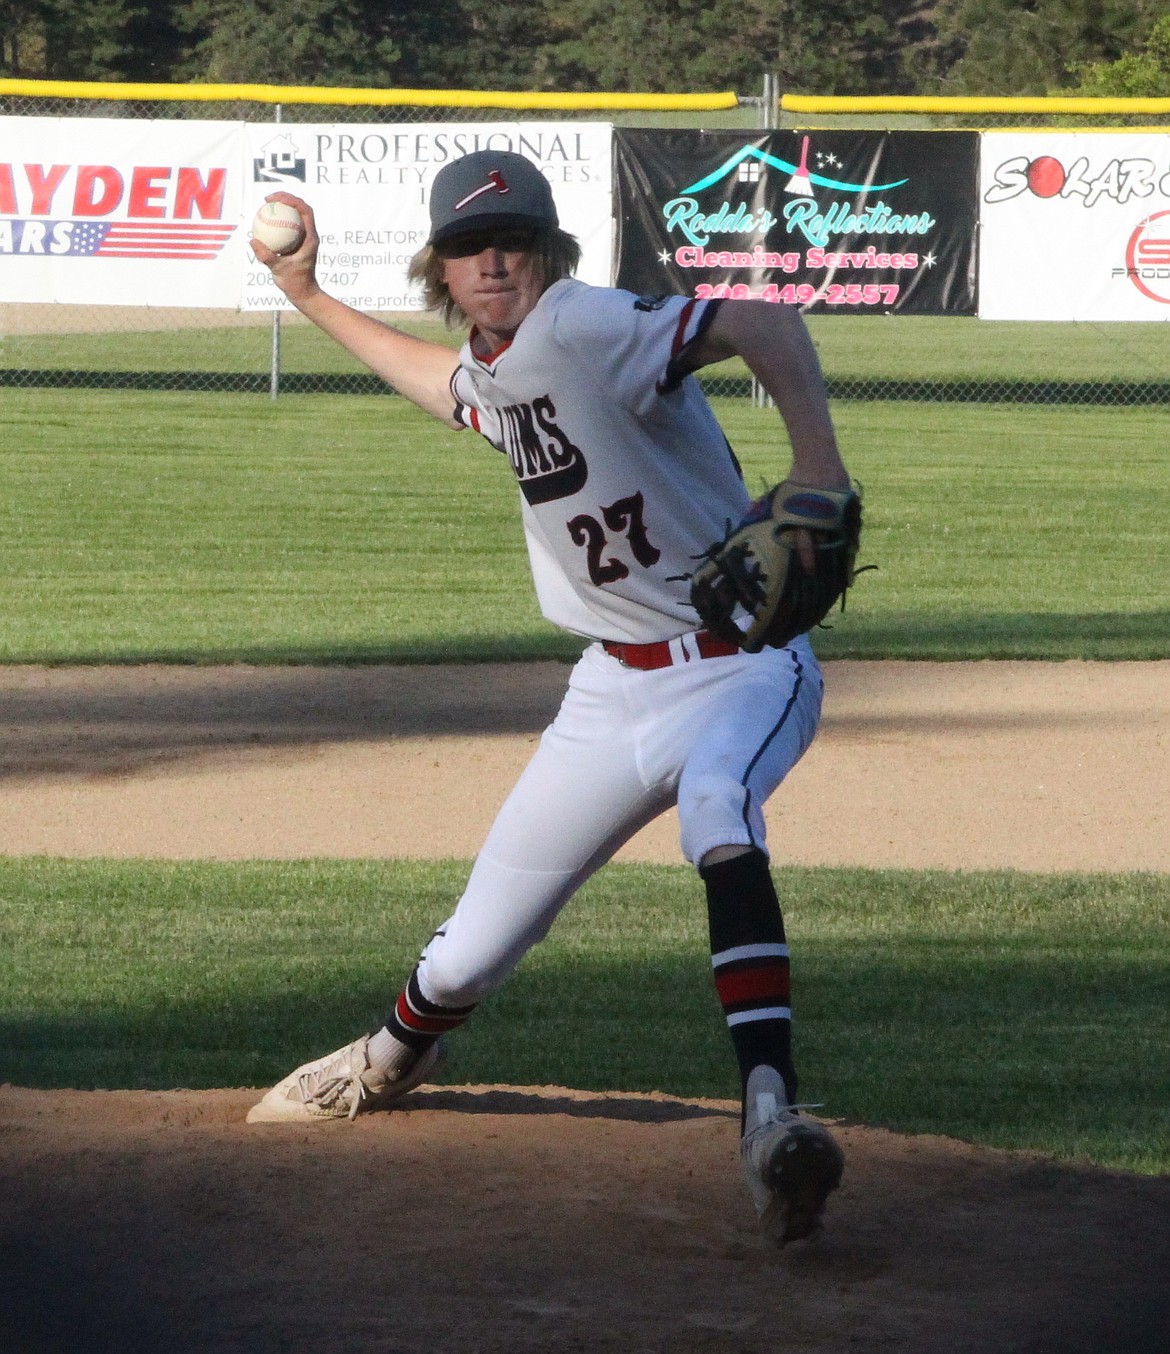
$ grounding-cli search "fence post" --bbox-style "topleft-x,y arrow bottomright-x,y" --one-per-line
269,102 -> 283,400
753,75 -> 780,409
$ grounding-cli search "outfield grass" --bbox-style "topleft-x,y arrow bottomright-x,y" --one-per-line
1,857 -> 1166,1174
0,313 -> 460,377
0,388 -> 1166,661
1,357 -> 1165,1173
4,312 -> 1170,384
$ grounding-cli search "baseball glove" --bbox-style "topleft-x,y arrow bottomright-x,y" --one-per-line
690,481 -> 863,653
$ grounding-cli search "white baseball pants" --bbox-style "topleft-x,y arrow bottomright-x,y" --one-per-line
414,634 -> 823,1009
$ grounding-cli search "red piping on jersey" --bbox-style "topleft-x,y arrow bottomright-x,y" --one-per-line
670,300 -> 698,363
469,325 -> 513,368
655,297 -> 721,396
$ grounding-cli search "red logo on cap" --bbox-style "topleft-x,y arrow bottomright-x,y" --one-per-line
453,170 -> 511,212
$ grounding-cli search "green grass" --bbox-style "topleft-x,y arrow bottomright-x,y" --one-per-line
5,313 -> 1170,384
805,315 -> 1170,384
0,388 -> 1165,661
1,857 -> 1166,1174
0,390 -> 550,663
0,313 -> 460,376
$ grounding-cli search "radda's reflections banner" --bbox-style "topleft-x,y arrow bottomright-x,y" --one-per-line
614,129 -> 978,315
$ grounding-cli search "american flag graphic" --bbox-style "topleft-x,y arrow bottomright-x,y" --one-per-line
67,219 -> 236,259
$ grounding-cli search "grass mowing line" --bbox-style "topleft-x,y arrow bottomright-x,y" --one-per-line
0,389 -> 1167,662
6,314 -> 1170,383
1,857 -> 1166,1175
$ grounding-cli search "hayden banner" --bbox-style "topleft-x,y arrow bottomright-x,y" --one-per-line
613,128 -> 979,315
0,118 -> 614,310
979,131 -> 1170,320
0,116 -> 246,307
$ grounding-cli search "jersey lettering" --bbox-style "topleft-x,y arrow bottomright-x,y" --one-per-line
601,492 -> 661,568
568,513 -> 629,585
567,491 -> 661,587
498,395 -> 588,505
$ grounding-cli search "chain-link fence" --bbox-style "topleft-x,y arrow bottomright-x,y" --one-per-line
1,84 -> 1168,405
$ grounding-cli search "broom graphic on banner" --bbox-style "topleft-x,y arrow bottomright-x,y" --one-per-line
784,136 -> 814,196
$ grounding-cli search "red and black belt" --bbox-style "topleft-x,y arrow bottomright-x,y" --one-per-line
601,629 -> 740,671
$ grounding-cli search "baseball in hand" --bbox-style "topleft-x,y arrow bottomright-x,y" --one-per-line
251,201 -> 306,255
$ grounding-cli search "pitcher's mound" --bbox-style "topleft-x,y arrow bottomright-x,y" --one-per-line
2,1083 -> 1167,1354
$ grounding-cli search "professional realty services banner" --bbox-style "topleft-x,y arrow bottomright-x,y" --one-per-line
239,121 -> 614,312
979,132 -> 1170,320
613,129 -> 978,315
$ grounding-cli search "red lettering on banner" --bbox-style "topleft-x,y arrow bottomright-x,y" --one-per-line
1138,239 -> 1170,267
174,167 -> 226,220
1,163 -> 229,220
73,166 -> 123,216
128,166 -> 170,217
25,164 -> 68,215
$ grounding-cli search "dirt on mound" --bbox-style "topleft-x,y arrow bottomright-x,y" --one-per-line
1,661 -> 1168,1353
2,1084 -> 1168,1354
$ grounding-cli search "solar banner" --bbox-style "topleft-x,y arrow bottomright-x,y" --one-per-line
980,131 -> 1170,320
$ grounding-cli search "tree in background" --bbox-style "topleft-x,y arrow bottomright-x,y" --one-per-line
432,0 -> 558,91
3,0 -> 1168,95
532,0 -> 939,95
2,0 -> 183,79
173,0 -> 400,85
767,0 -> 941,96
1,0 -> 39,73
927,0 -> 1167,94
1063,13 -> 1170,96
171,0 -> 555,90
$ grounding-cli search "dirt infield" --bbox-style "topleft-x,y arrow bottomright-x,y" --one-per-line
2,660 -> 1169,1354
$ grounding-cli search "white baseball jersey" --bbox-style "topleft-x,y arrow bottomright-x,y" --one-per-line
450,278 -> 754,644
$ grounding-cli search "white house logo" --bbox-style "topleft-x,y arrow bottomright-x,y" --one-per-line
253,134 -> 307,185
661,137 -> 929,248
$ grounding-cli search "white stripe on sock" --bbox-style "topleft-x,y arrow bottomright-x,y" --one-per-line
711,942 -> 789,968
726,1006 -> 792,1026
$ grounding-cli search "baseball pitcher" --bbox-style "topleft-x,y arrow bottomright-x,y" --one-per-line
246,150 -> 861,1247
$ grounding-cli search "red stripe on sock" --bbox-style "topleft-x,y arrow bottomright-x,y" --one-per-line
395,992 -> 464,1035
715,963 -> 791,1007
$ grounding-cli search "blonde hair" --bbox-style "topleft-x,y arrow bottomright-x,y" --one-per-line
407,228 -> 582,328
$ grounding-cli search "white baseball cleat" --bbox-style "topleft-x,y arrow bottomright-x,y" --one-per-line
739,1064 -> 845,1246
246,1034 -> 445,1124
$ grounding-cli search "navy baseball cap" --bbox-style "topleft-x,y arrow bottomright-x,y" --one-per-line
427,150 -> 558,247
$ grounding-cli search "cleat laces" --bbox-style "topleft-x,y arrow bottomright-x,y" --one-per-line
295,1044 -> 371,1120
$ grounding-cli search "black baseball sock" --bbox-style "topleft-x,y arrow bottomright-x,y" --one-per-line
383,966 -> 477,1053
700,849 -> 798,1112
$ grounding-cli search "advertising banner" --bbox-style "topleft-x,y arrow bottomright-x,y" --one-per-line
0,116 -> 245,307
980,132 -> 1170,320
614,129 -> 978,315
241,122 -> 614,311
0,117 -> 613,311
